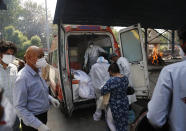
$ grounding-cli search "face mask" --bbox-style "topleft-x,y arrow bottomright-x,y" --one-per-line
89,44 -> 93,48
35,57 -> 47,68
2,54 -> 15,65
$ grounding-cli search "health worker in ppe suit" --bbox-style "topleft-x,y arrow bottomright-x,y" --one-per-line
84,42 -> 105,73
13,46 -> 60,131
89,52 -> 110,121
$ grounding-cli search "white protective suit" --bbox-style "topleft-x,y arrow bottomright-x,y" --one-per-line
72,70 -> 95,99
84,45 -> 105,72
117,57 -> 137,105
89,56 -> 110,96
0,97 -> 16,131
89,56 -> 110,121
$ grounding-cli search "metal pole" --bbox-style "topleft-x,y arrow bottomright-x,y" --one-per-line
145,28 -> 148,53
172,30 -> 175,55
144,28 -> 148,54
45,0 -> 50,52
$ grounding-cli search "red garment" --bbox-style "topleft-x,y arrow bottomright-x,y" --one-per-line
0,121 -> 6,125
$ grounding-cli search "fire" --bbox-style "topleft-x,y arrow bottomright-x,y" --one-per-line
148,44 -> 164,65
152,47 -> 159,64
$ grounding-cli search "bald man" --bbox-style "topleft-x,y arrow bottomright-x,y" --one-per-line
13,46 -> 60,131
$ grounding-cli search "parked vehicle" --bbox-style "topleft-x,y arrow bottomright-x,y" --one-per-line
48,24 -> 150,116
48,25 -> 120,116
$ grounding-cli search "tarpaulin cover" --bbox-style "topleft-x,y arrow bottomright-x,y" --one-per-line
54,0 -> 186,29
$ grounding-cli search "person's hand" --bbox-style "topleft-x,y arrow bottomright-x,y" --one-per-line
50,97 -> 60,108
38,124 -> 51,131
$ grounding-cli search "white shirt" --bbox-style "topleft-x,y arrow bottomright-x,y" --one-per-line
117,57 -> 136,104
0,63 -> 17,104
117,57 -> 130,79
147,59 -> 186,131
2,97 -> 16,127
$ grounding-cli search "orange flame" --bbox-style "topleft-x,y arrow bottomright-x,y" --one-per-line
152,47 -> 159,64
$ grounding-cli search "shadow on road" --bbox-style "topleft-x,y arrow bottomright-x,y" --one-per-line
47,106 -> 106,131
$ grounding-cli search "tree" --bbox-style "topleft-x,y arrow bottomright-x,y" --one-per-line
4,26 -> 28,47
0,0 -> 21,36
3,26 -> 14,40
3,26 -> 33,59
31,35 -> 41,47
0,0 -> 54,50
17,1 -> 52,44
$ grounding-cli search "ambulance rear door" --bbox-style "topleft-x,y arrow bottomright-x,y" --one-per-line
58,22 -> 74,116
118,24 -> 149,97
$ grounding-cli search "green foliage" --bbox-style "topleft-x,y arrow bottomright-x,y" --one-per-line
0,0 -> 55,58
17,0 -> 52,48
4,26 -> 28,48
0,0 -> 21,33
23,40 -> 31,47
3,26 -> 42,59
3,26 -> 15,40
159,45 -> 168,52
31,35 -> 41,47
16,40 -> 31,59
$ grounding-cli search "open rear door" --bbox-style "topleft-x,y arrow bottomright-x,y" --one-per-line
118,24 -> 149,97
58,22 -> 74,116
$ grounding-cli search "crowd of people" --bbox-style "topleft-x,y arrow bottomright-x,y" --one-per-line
0,25 -> 186,131
0,42 -> 60,131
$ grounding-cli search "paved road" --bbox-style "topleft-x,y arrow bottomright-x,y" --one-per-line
47,106 -> 106,131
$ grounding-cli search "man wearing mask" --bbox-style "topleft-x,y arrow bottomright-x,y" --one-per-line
147,26 -> 186,131
84,41 -> 105,72
0,40 -> 20,131
13,46 -> 60,131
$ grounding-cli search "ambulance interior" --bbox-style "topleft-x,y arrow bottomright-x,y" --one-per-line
67,34 -> 113,101
67,34 -> 113,70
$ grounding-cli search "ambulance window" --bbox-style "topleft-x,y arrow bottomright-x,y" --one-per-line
120,29 -> 143,63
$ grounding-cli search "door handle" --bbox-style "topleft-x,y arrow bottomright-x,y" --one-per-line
139,61 -> 144,69
140,64 -> 144,68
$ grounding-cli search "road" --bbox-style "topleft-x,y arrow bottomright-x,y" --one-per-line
47,106 -> 106,131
